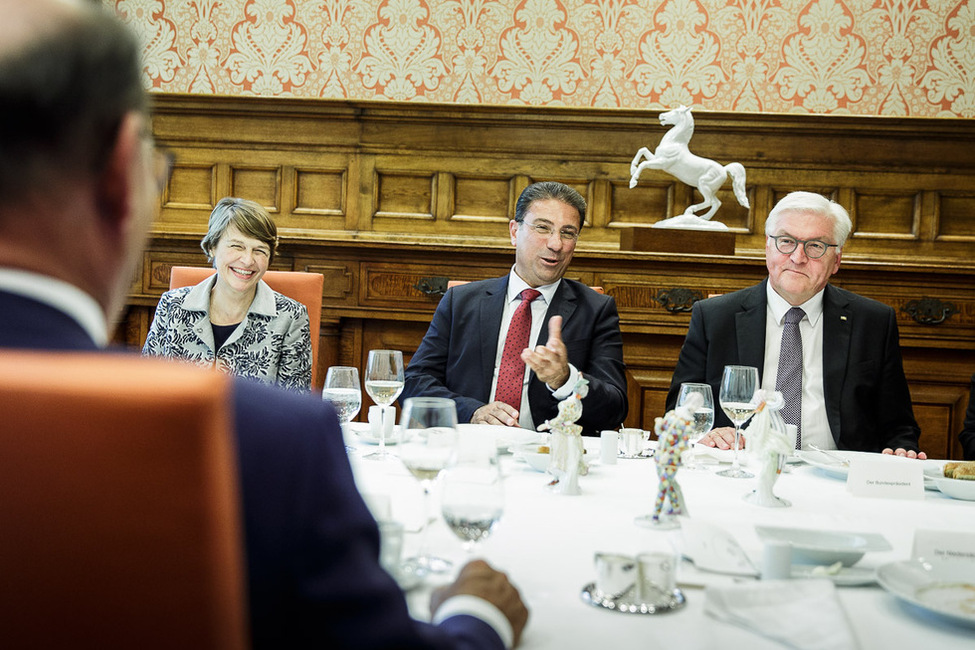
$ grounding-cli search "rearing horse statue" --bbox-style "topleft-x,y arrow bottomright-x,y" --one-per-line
629,106 -> 749,225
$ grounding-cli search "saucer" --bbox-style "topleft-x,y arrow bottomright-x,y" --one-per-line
580,582 -> 685,615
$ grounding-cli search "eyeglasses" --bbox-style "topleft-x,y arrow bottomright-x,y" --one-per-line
769,235 -> 837,259
522,220 -> 580,242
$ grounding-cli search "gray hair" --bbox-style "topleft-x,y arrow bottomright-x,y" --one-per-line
0,2 -> 147,200
201,197 -> 279,265
765,191 -> 853,249
514,182 -> 586,229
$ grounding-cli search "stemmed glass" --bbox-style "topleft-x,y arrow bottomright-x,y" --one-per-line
397,397 -> 458,577
717,365 -> 759,479
677,382 -> 714,469
677,382 -> 714,471
362,350 -> 404,461
322,366 -> 361,425
441,433 -> 504,554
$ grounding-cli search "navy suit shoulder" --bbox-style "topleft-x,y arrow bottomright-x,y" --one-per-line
0,291 -> 101,350
0,291 -> 504,650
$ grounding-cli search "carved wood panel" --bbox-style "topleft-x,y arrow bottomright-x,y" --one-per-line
131,96 -> 975,458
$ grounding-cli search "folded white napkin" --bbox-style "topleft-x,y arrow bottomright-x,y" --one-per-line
704,579 -> 859,650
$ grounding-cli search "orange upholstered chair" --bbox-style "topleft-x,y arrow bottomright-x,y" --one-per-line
0,351 -> 247,649
169,266 -> 325,387
447,279 -> 604,294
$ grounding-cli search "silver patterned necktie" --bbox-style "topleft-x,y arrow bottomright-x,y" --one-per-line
776,307 -> 805,449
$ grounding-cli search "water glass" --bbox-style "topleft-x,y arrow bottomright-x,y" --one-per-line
441,433 -> 504,553
322,366 -> 361,424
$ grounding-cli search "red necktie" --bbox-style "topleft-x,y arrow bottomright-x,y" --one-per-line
495,288 -> 541,412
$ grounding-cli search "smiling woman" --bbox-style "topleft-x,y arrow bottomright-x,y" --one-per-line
142,197 -> 312,391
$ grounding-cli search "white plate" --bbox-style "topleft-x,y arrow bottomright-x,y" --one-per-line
692,443 -> 749,464
796,448 -> 933,481
351,424 -> 408,445
877,559 -> 975,627
790,564 -> 877,586
933,475 -> 975,501
456,423 -> 545,452
796,449 -> 864,479
691,443 -> 802,465
755,525 -> 891,567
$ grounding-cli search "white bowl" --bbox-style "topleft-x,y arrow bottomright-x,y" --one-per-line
755,526 -> 891,567
934,475 -> 975,501
517,450 -> 552,472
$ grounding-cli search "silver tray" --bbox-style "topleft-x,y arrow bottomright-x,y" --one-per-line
580,582 -> 685,614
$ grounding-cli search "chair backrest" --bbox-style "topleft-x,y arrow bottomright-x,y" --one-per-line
0,352 -> 247,649
447,279 -> 604,294
169,266 -> 325,387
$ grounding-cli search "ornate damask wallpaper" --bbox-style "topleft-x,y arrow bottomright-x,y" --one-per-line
110,0 -> 974,117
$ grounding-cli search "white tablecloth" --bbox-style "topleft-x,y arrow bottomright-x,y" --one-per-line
346,428 -> 975,649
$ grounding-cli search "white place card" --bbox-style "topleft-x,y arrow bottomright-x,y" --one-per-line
912,530 -> 975,565
846,455 -> 924,499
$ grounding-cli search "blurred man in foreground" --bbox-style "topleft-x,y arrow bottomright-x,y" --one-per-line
0,1 -> 527,647
666,191 -> 924,458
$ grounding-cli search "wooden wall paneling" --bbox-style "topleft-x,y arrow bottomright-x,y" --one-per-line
137,96 -> 975,457
909,384 -> 969,460
936,190 -> 975,241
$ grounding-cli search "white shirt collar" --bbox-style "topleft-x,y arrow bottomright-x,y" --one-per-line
766,281 -> 824,327
0,268 -> 109,346
506,266 -> 560,304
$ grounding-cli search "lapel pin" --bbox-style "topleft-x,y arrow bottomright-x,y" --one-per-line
840,316 -> 848,321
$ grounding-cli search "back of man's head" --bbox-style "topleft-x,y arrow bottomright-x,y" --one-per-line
0,0 -> 146,204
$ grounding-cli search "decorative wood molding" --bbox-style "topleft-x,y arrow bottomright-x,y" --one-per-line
125,95 -> 975,458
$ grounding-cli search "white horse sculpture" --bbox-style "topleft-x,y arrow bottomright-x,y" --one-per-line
629,106 -> 749,229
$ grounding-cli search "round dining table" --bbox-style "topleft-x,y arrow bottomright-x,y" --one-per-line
345,423 -> 975,650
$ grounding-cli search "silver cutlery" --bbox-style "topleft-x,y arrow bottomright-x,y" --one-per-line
808,444 -> 850,466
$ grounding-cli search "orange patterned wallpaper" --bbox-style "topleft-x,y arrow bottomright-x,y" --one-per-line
111,0 -> 974,117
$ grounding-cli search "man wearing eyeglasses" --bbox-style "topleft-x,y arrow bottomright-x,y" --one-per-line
404,181 -> 628,435
666,191 -> 924,458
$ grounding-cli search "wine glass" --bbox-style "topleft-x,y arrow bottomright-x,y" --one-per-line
397,397 -> 458,577
677,382 -> 714,471
440,433 -> 504,554
717,365 -> 759,479
362,350 -> 404,461
322,366 -> 361,425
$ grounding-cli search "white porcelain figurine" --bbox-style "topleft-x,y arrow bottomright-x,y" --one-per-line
539,377 -> 589,495
629,105 -> 749,229
744,390 -> 792,508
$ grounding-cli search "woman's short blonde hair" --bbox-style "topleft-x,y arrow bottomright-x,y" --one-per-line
200,197 -> 278,264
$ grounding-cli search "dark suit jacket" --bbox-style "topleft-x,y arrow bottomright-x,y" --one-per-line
0,289 -> 503,650
960,373 -> 975,460
403,277 -> 628,435
665,280 -> 922,453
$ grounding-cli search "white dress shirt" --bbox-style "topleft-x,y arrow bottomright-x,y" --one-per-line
0,268 -> 108,346
762,283 -> 834,450
489,268 -> 580,430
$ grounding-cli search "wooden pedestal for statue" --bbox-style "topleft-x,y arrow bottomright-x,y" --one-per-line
619,226 -> 736,256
